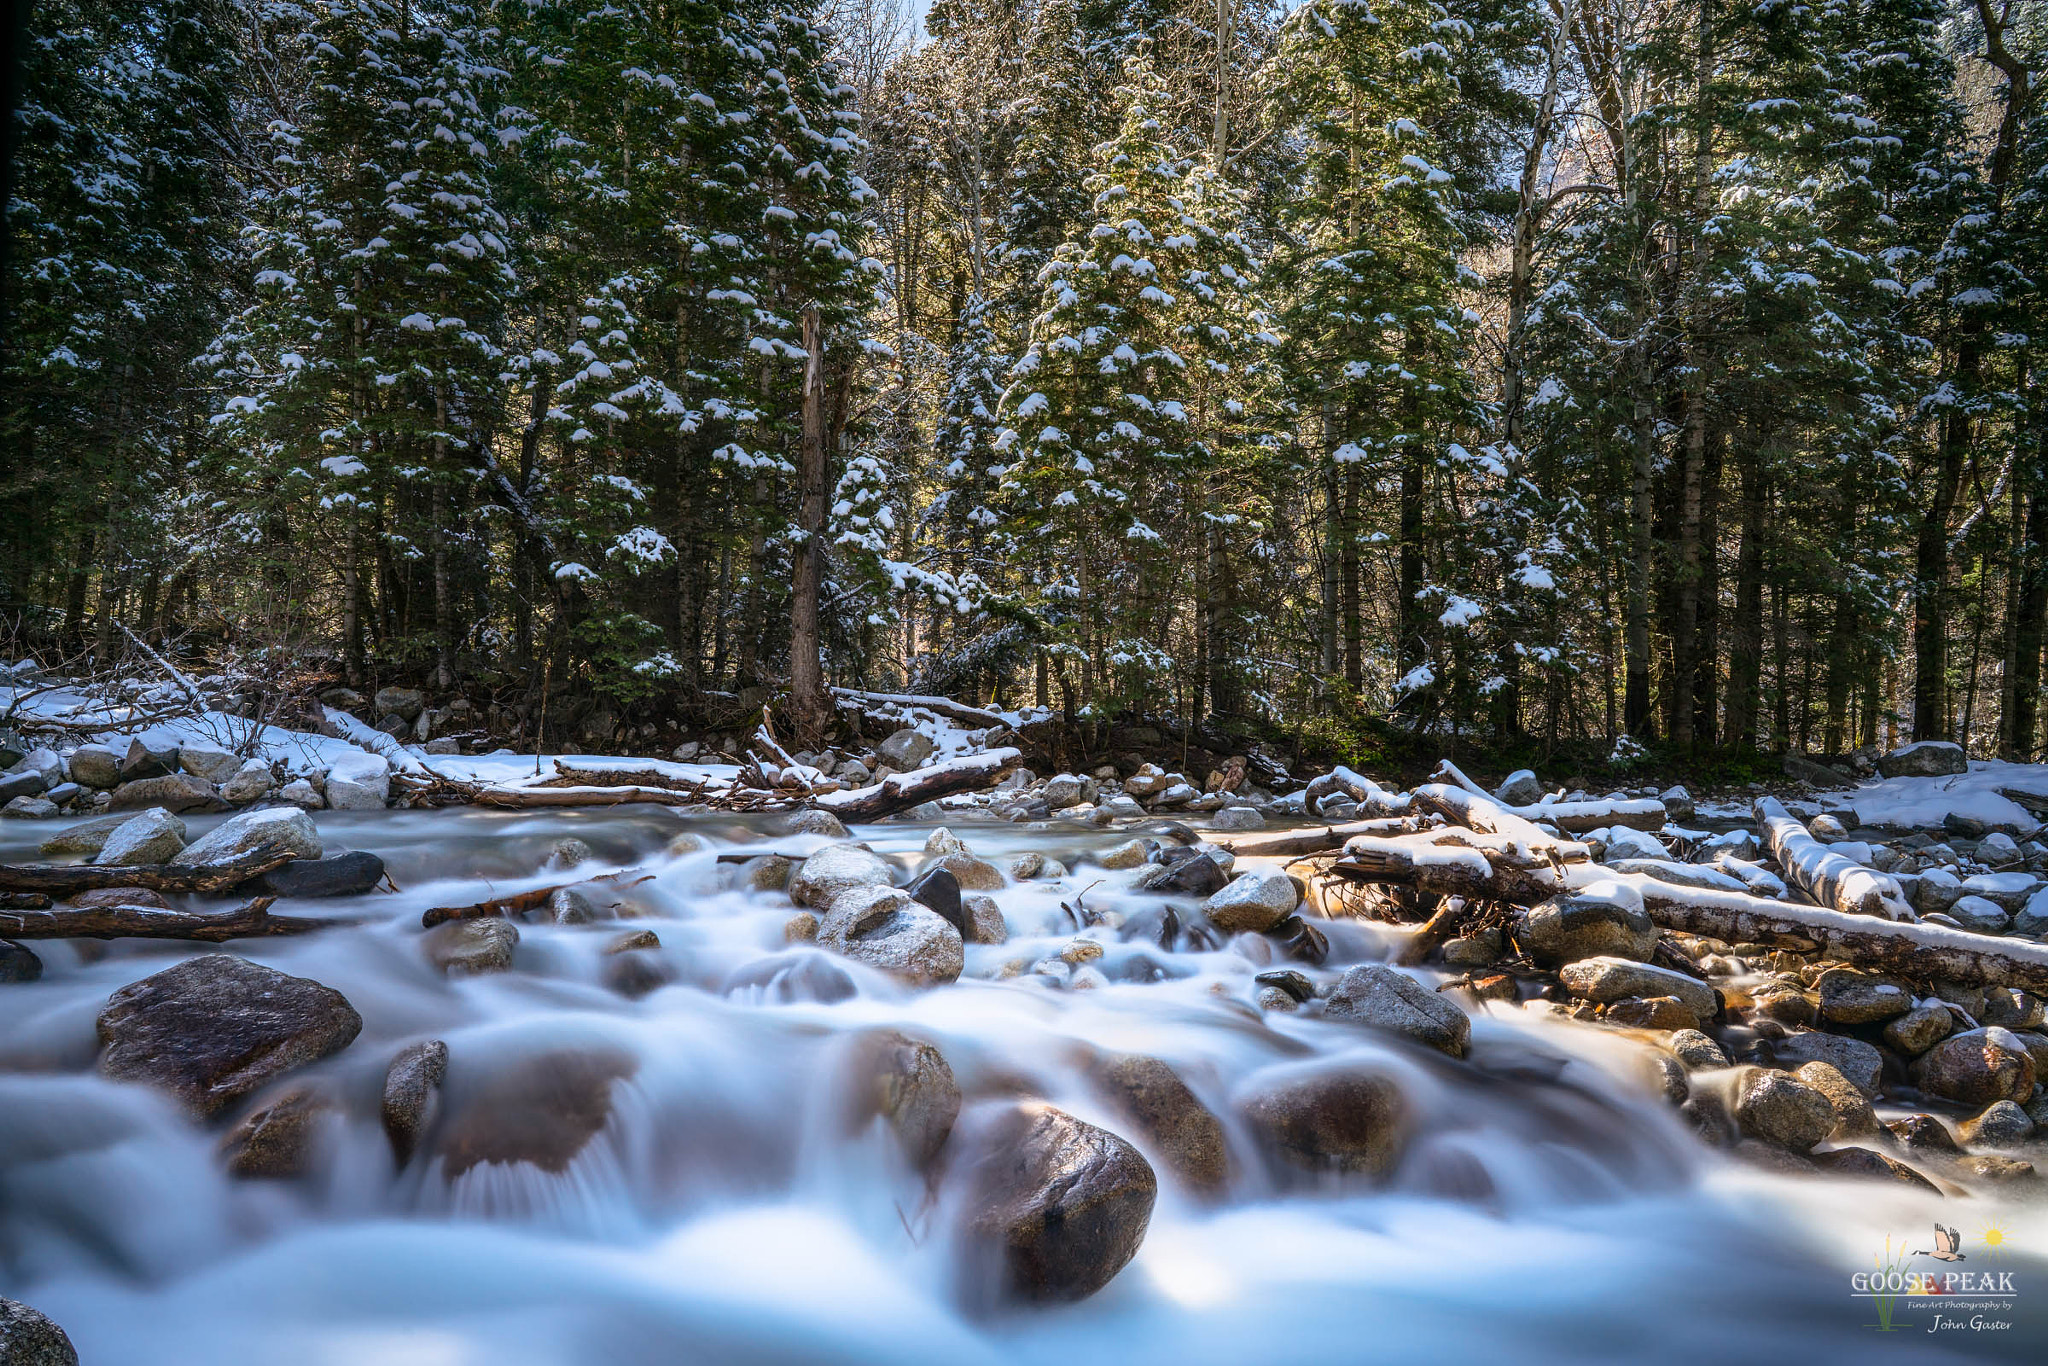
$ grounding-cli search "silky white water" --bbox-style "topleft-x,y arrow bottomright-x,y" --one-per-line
0,806 -> 2041,1364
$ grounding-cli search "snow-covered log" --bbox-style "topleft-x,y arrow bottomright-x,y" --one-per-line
830,688 -> 1010,730
1408,783 -> 1590,860
1754,796 -> 1914,921
1301,766 -> 1410,816
815,747 -> 1022,820
1328,830 -> 1577,906
1209,817 -> 1415,858
1426,760 -> 1664,831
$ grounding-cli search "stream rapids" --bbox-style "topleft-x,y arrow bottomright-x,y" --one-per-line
0,804 -> 2043,1364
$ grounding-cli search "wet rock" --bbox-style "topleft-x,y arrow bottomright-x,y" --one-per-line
0,939 -> 43,982
1440,929 -> 1502,969
1236,1067 -> 1410,1177
737,854 -> 794,892
253,851 -> 385,899
68,886 -> 170,910
36,812 -> 129,856
1606,995 -> 1696,1031
425,918 -> 519,976
1513,895 -> 1658,967
847,1031 -> 960,1168
817,886 -> 963,986
963,893 -> 1008,945
1556,956 -> 1716,1025
374,686 -> 426,722
722,951 -> 857,1004
1669,1029 -> 1730,1070
1153,846 -> 1226,896
604,950 -> 671,998
220,1085 -> 335,1177
606,929 -> 660,954
663,832 -> 705,857
1210,806 -> 1264,832
1958,1099 -> 2035,1147
382,1039 -> 449,1166
1257,985 -> 1299,1012
66,743 -> 120,789
1913,1027 -> 2037,1107
1256,969 -> 1315,1004
173,806 -> 322,866
433,1046 -> 635,1176
1098,839 -> 1149,870
548,837 -> 593,870
1324,964 -> 1471,1058
1792,1061 -> 1879,1138
1092,1054 -> 1229,1196
923,851 -> 1006,892
1734,1069 -> 1836,1152
788,842 -> 895,909
1771,1031 -> 1884,1097
1981,987 -> 2045,1030
221,759 -> 276,803
1009,852 -> 1046,880
0,769 -> 46,803
1810,1146 -> 1940,1192
107,773 -> 223,813
1749,987 -> 1818,1028
959,1102 -> 1157,1304
876,728 -> 936,771
1642,1053 -> 1689,1103
95,954 -> 363,1117
1885,1113 -> 1959,1153
1816,969 -> 1913,1025
784,911 -> 820,943
92,807 -> 188,865
0,1297 -> 78,1366
1883,1005 -> 1955,1056
2,795 -> 58,819
1201,867 -> 1298,934
1877,740 -> 1967,778
786,808 -> 849,838
544,887 -> 597,925
1954,1154 -> 2038,1184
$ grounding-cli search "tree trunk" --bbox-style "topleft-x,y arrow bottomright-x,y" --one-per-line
789,306 -> 830,750
1725,450 -> 1765,748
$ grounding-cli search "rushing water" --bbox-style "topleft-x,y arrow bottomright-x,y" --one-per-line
0,805 -> 2043,1364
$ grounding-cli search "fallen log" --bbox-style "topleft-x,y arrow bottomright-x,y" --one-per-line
1209,817 -> 1415,859
541,761 -> 726,795
1605,871 -> 2048,995
814,747 -> 1022,821
0,849 -> 293,895
421,871 -> 653,928
1328,833 -> 1572,906
1,892 -> 52,910
1301,766 -> 1410,817
831,688 -> 1009,731
1427,760 -> 1665,832
0,897 -> 355,941
471,784 -> 709,809
1408,783 -> 1587,860
1754,796 -> 1914,921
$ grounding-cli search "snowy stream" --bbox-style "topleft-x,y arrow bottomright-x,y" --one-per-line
0,805 -> 2042,1364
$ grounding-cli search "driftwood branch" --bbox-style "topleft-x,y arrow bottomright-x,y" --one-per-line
0,897 -> 355,941
542,761 -> 723,795
472,784 -> 709,809
0,849 -> 292,895
421,871 -> 652,928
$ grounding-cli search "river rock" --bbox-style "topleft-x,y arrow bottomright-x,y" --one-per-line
1606,995 -> 1696,1030
789,842 -> 896,909
1237,1067 -> 1410,1177
107,772 -> 222,813
1816,969 -> 1913,1024
786,808 -> 849,838
1092,1054 -> 1228,1196
963,893 -> 1007,945
1495,769 -> 1543,807
0,939 -> 43,982
36,812 -> 128,856
432,1046 -> 635,1176
605,949 -> 671,998
1914,1027 -> 2037,1107
1210,805 -> 1263,832
277,778 -> 325,809
253,850 -> 385,898
1734,1069 -> 1836,1151
1513,895 -> 1658,966
382,1039 -> 449,1167
172,805 -> 322,866
1202,867 -> 1299,933
876,728 -> 935,770
1958,1099 -> 2035,1147
847,1031 -> 960,1168
959,1102 -> 1157,1305
92,807 -> 188,865
177,743 -> 244,785
96,954 -> 363,1117
220,1085 -> 335,1177
1945,895 -> 2011,933
118,737 -> 178,782
324,751 -> 391,809
0,1297 -> 78,1366
1877,740 -> 1967,777
1883,1004 -> 1955,1056
1981,987 -> 2045,1030
2,795 -> 57,818
1810,1146 -> 1940,1192
1153,846 -> 1226,896
1324,964 -> 1471,1058
1771,1031 -> 1884,1097
1098,839 -> 1148,870
1669,1029 -> 1730,1070
426,918 -> 519,975
1792,1061 -> 1879,1137
1042,774 -> 1091,810
1557,957 -> 1717,1025
923,850 -> 1006,892
1885,1113 -> 1960,1152
65,743 -> 119,789
221,759 -> 276,803
817,886 -> 963,986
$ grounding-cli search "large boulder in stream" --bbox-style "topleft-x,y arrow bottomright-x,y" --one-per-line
219,1085 -> 338,1178
956,1102 -> 1157,1305
1091,1053 -> 1230,1196
843,1030 -> 960,1169
1513,895 -> 1658,966
1236,1066 -> 1410,1178
172,806 -> 322,866
1323,964 -> 1471,1058
1913,1027 -> 2037,1107
0,1298 -> 78,1366
817,886 -> 963,986
432,1046 -> 636,1176
382,1039 -> 450,1167
95,954 -> 363,1117
91,808 -> 187,865
789,842 -> 896,909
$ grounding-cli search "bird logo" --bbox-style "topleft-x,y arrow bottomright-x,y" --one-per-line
1914,1225 -> 1967,1262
